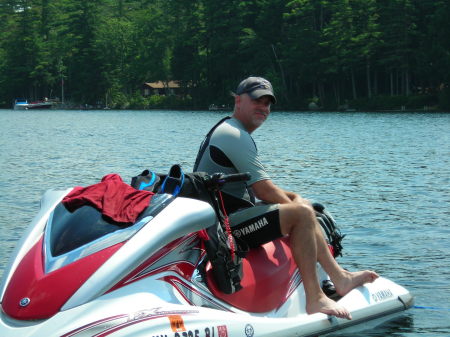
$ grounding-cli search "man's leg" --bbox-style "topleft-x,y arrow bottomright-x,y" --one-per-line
279,202 -> 378,319
279,202 -> 351,318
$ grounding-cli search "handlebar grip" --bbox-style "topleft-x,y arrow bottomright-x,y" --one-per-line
219,172 -> 251,183
205,172 -> 251,190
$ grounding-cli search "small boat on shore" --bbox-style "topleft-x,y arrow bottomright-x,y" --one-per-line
14,99 -> 53,110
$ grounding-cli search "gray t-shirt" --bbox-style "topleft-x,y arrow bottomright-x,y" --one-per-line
195,117 -> 270,203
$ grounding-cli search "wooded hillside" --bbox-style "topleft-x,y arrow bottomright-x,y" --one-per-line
1,0 -> 449,110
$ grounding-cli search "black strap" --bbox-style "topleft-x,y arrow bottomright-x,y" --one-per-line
193,116 -> 231,171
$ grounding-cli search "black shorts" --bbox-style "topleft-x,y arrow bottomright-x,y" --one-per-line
229,204 -> 282,249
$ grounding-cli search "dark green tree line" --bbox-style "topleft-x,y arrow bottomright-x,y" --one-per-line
1,0 -> 449,109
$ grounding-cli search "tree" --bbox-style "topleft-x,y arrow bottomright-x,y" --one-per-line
377,0 -> 417,96
1,0 -> 41,100
321,0 -> 362,102
351,0 -> 381,99
283,0 -> 329,105
63,0 -> 105,104
414,0 -> 450,90
130,1 -> 173,86
0,0 -> 447,109
166,0 -> 205,98
239,0 -> 287,102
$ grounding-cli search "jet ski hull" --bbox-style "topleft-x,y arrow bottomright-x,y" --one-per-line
0,179 -> 413,337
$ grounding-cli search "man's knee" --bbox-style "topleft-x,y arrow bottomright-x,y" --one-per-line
280,203 -> 315,235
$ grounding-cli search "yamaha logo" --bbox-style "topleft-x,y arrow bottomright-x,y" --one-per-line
245,324 -> 254,337
233,229 -> 242,238
19,297 -> 30,307
233,217 -> 269,238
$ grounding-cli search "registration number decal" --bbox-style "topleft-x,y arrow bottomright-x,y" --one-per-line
153,326 -> 225,337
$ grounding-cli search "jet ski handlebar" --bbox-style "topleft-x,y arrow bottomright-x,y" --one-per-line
204,172 -> 251,190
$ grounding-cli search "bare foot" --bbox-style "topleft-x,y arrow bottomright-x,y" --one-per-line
334,270 -> 379,296
306,294 -> 352,320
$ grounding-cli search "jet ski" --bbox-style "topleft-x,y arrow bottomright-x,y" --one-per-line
0,171 -> 413,337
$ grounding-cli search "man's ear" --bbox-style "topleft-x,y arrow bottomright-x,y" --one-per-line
234,95 -> 240,111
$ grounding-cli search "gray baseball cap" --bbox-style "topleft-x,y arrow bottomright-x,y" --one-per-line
235,76 -> 276,104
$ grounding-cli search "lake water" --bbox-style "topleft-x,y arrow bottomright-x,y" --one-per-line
0,109 -> 449,336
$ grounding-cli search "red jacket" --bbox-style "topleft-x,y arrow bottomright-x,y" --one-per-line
62,174 -> 154,225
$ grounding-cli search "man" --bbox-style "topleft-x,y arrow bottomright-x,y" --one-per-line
194,76 -> 378,319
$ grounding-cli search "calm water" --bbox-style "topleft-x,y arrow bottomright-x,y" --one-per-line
0,109 -> 449,336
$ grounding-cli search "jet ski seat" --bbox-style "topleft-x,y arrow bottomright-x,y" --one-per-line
206,237 -> 298,313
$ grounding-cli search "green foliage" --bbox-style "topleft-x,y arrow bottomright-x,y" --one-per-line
349,94 -> 438,111
0,0 -> 449,110
406,94 -> 438,109
438,87 -> 450,111
109,91 -> 194,110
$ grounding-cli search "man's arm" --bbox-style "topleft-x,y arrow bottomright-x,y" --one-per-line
251,179 -> 303,205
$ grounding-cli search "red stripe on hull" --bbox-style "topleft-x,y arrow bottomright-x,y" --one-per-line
2,237 -> 123,320
108,234 -> 200,292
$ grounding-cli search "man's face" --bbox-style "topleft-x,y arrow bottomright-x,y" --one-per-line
235,94 -> 272,133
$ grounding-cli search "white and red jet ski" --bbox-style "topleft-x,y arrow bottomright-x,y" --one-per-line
0,172 -> 413,337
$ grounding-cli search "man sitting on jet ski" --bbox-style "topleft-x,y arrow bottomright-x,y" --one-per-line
194,76 -> 379,320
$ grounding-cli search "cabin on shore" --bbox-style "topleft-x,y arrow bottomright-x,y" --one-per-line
142,81 -> 181,96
